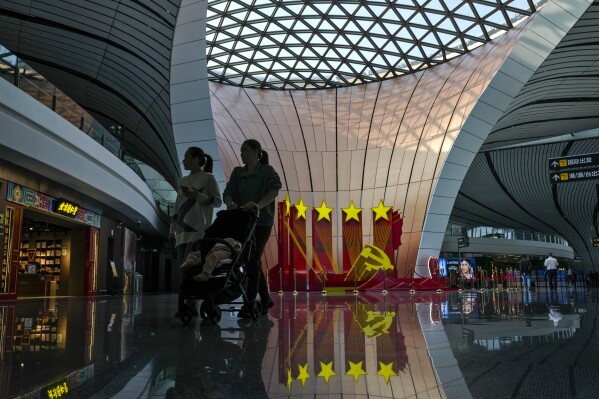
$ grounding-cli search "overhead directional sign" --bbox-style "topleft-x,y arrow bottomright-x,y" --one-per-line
550,168 -> 599,184
457,236 -> 470,248
548,152 -> 599,172
594,238 -> 599,248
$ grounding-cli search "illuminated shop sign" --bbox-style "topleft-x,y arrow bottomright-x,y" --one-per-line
43,381 -> 69,399
6,182 -> 101,228
54,198 -> 80,218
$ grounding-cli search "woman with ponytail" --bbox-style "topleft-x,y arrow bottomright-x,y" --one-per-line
223,139 -> 282,318
171,147 -> 223,269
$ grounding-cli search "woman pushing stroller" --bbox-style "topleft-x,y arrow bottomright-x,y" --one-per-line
223,139 -> 282,319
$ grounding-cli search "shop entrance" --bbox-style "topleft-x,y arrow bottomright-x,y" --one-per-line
16,210 -> 85,297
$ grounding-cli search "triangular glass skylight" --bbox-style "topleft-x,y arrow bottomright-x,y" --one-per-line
206,0 -> 547,89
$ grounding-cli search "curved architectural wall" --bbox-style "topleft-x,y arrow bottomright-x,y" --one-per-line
0,0 -> 182,187
453,137 -> 599,271
211,0 -> 592,277
210,20 -> 529,276
0,75 -> 167,235
419,0 -> 592,275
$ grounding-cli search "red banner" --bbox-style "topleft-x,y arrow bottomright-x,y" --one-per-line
373,208 -> 393,281
341,205 -> 363,275
289,207 -> 307,291
391,210 -> 403,250
272,201 -> 290,292
311,209 -> 333,290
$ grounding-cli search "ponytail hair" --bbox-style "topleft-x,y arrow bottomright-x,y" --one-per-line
203,154 -> 213,172
259,150 -> 269,165
243,139 -> 269,165
187,146 -> 213,172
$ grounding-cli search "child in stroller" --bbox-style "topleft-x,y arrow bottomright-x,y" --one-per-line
177,208 -> 262,324
180,237 -> 242,282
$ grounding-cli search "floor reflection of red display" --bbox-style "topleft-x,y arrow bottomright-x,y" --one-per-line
277,293 -> 414,390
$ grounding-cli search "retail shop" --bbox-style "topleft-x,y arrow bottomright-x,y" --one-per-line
1,181 -> 101,299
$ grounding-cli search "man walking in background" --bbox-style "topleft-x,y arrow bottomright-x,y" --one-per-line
544,253 -> 559,290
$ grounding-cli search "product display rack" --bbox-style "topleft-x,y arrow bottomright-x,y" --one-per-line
20,239 -> 62,275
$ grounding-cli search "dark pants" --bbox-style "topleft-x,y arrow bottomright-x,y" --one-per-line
177,242 -> 195,312
176,242 -> 194,270
246,225 -> 272,303
548,269 -> 557,290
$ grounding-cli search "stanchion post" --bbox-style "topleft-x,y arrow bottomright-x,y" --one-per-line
436,266 -> 443,293
493,267 -> 498,291
382,268 -> 388,295
293,266 -> 298,296
352,266 -> 358,295
278,266 -> 283,294
409,266 -> 416,294
321,270 -> 327,295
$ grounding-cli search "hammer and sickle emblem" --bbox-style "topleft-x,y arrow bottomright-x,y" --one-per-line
354,245 -> 394,272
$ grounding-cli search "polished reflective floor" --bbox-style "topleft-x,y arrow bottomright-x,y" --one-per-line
1,287 -> 597,398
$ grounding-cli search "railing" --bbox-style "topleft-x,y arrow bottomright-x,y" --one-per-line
1,47 -> 176,217
445,224 -> 569,247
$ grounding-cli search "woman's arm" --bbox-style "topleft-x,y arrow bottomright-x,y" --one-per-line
201,174 -> 223,208
243,165 -> 281,209
257,189 -> 279,209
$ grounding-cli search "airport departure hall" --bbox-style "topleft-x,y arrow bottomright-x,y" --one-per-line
0,0 -> 599,398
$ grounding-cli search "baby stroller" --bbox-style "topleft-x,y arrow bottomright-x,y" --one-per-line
178,208 -> 262,324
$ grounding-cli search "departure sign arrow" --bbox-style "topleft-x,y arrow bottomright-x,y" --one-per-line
548,152 -> 599,172
552,174 -> 560,182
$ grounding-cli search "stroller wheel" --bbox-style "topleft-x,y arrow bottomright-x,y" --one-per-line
199,301 -> 208,320
250,300 -> 261,321
209,306 -> 222,324
180,305 -> 194,325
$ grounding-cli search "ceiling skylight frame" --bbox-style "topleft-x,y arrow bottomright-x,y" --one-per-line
206,0 -> 545,90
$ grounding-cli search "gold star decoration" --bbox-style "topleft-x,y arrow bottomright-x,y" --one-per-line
345,360 -> 367,382
294,197 -> 308,220
377,361 -> 397,383
284,193 -> 291,216
287,368 -> 293,393
317,361 -> 336,383
314,200 -> 333,222
341,201 -> 362,222
297,363 -> 310,386
371,199 -> 392,221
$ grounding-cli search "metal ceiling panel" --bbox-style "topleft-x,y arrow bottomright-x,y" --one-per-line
0,0 -> 182,186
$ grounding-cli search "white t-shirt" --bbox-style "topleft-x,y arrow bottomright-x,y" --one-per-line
172,171 -> 222,247
544,256 -> 558,270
